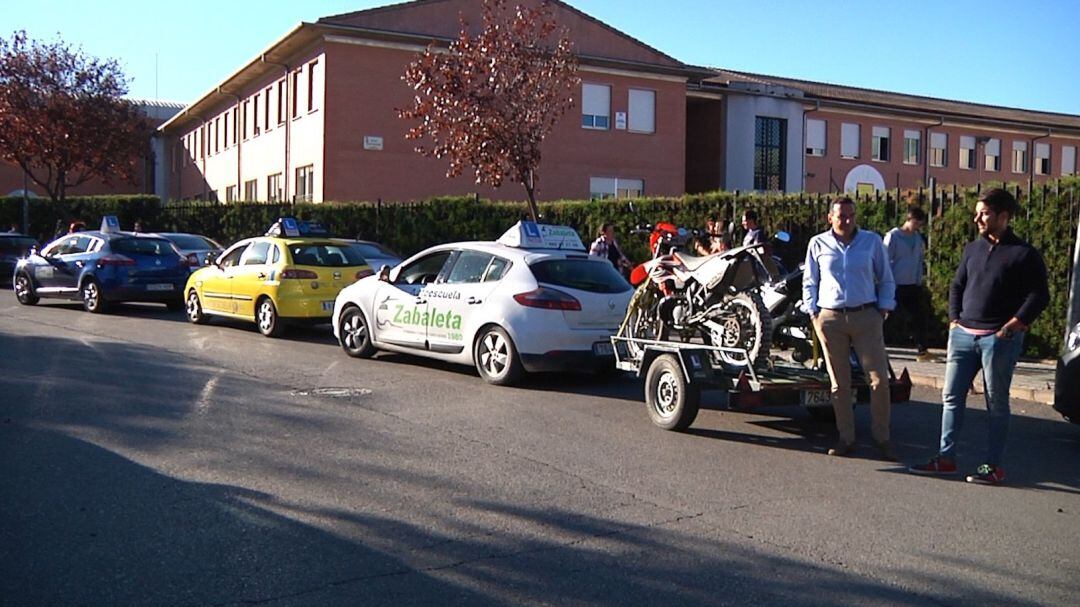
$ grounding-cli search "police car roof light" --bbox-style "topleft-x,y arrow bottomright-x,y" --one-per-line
496,221 -> 585,251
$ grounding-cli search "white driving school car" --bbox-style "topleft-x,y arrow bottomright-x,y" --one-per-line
331,222 -> 633,385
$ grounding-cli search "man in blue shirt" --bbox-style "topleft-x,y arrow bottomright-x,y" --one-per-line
803,197 -> 897,459
884,206 -> 930,360
909,188 -> 1048,485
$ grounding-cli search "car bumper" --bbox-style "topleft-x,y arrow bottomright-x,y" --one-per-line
276,294 -> 338,319
520,350 -> 615,373
510,322 -> 618,373
1054,351 -> 1080,424
100,279 -> 186,302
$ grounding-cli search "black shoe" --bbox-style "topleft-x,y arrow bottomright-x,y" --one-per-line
827,442 -> 855,456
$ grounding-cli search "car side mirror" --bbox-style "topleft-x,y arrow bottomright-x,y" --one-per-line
774,231 -> 791,243
378,264 -> 392,282
29,245 -> 38,256
205,250 -> 219,265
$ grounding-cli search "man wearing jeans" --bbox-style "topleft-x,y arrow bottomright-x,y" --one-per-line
804,197 -> 897,459
909,188 -> 1048,484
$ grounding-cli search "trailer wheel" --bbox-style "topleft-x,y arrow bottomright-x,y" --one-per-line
645,354 -> 700,431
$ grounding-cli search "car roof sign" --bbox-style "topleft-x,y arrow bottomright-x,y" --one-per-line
496,221 -> 585,251
100,215 -> 121,233
266,217 -> 330,238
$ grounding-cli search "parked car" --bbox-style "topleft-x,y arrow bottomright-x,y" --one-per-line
13,231 -> 190,312
1054,215 -> 1080,424
345,239 -> 403,271
184,219 -> 373,337
1,232 -> 37,286
331,221 -> 633,385
152,232 -> 224,268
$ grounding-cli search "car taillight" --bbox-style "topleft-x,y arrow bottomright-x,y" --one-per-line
280,268 -> 319,279
97,254 -> 135,267
355,268 -> 374,280
513,287 -> 581,311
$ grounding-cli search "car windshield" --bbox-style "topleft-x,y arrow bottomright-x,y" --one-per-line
529,259 -> 631,294
0,237 -> 36,255
349,242 -> 398,259
111,237 -> 177,256
164,234 -> 220,250
289,243 -> 367,267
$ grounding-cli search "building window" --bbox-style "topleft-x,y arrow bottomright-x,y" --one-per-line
291,70 -> 300,119
232,107 -> 239,145
930,132 -> 947,167
841,123 -> 860,158
1063,146 -> 1077,176
244,179 -> 257,202
242,100 -> 250,139
1035,142 -> 1050,175
627,88 -> 655,134
307,60 -> 318,112
984,138 -> 1001,172
264,88 -> 271,131
267,173 -> 283,203
1011,141 -> 1027,173
903,130 -> 920,165
278,80 -> 286,124
805,119 -> 826,156
754,116 -> 786,191
295,165 -> 314,202
223,112 -> 230,149
589,177 -> 643,199
225,185 -> 237,203
214,117 -> 220,154
960,135 -> 976,169
872,126 -> 890,162
253,95 -> 260,135
581,83 -> 610,130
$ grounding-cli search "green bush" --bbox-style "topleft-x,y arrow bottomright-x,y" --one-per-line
3,178 -> 1077,358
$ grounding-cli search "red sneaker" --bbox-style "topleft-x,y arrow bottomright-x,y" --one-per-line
966,464 -> 1005,485
908,456 -> 958,475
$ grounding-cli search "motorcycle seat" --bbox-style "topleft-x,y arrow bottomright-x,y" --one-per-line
675,251 -> 721,271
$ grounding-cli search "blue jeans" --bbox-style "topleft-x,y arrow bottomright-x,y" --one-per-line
939,326 -> 1026,466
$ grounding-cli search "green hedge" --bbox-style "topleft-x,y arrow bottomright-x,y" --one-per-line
3,179 -> 1077,358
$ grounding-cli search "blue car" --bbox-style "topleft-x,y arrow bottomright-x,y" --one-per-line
13,231 -> 190,313
1,232 -> 37,286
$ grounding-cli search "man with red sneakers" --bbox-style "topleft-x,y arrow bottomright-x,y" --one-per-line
909,188 -> 1048,484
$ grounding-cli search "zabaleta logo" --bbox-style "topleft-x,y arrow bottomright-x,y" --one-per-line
392,304 -> 463,329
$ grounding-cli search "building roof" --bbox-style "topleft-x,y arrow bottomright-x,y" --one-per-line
704,68 -> 1080,133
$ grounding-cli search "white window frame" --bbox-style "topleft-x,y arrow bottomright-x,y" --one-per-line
581,83 -> 611,130
930,132 -> 947,168
1063,146 -> 1077,176
903,129 -> 920,165
960,135 -> 976,170
267,173 -> 283,203
984,138 -> 1001,172
872,126 -> 891,162
627,88 -> 655,134
1034,142 -> 1050,176
806,119 -> 826,156
589,177 -> 643,200
840,123 -> 860,158
295,165 -> 314,202
1012,141 -> 1028,174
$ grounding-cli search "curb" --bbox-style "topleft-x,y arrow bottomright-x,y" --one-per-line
905,371 -> 1054,405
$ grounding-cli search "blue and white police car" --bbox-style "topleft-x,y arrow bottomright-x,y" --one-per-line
331,221 -> 634,385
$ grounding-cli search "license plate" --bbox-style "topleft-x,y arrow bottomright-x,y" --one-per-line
147,283 -> 174,291
322,301 -> 335,312
593,341 -> 614,356
801,389 -> 831,406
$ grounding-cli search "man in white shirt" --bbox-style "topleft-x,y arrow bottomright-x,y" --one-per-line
803,197 -> 897,459
884,206 -> 931,360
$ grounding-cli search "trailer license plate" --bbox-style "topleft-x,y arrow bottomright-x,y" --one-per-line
801,389 -> 831,406
593,341 -> 614,356
147,283 -> 174,291
322,301 -> 335,312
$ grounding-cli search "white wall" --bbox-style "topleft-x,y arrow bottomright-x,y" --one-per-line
723,93 -> 804,192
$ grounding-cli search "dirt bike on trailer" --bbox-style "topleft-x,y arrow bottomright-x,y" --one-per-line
610,219 -> 912,431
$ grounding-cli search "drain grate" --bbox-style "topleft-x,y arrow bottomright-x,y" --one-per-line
291,387 -> 373,398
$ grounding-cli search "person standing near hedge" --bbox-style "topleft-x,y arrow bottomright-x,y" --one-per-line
589,223 -> 632,276
803,197 -> 897,459
909,188 -> 1049,485
884,206 -> 932,361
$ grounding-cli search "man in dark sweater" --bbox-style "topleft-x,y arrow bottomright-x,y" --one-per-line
910,188 -> 1049,484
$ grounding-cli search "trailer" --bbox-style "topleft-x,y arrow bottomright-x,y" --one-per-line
611,335 -> 912,431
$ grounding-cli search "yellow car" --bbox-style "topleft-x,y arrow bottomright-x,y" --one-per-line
184,227 -> 372,337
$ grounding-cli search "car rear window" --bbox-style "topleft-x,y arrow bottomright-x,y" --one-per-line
529,259 -> 631,294
289,243 -> 367,267
165,234 -> 219,250
111,237 -> 177,256
0,237 -> 36,255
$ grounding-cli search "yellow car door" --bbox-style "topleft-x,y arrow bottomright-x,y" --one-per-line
198,242 -> 249,313
231,240 -> 275,319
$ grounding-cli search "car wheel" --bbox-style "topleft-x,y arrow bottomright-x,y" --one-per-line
186,290 -> 208,324
14,273 -> 38,305
81,278 -> 108,314
256,297 -> 285,337
339,306 -> 377,358
473,325 -> 524,386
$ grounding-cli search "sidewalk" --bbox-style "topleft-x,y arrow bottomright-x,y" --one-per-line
887,346 -> 1056,405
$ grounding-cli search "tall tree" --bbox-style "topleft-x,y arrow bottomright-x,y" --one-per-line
0,31 -> 152,203
398,0 -> 579,221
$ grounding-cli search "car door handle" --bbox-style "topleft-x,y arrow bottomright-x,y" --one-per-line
258,273 -> 267,280
74,260 -> 85,268
467,297 -> 482,305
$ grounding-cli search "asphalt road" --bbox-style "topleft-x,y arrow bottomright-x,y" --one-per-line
1,289 -> 1078,606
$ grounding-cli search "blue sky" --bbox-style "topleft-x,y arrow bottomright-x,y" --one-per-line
5,0 -> 1078,114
